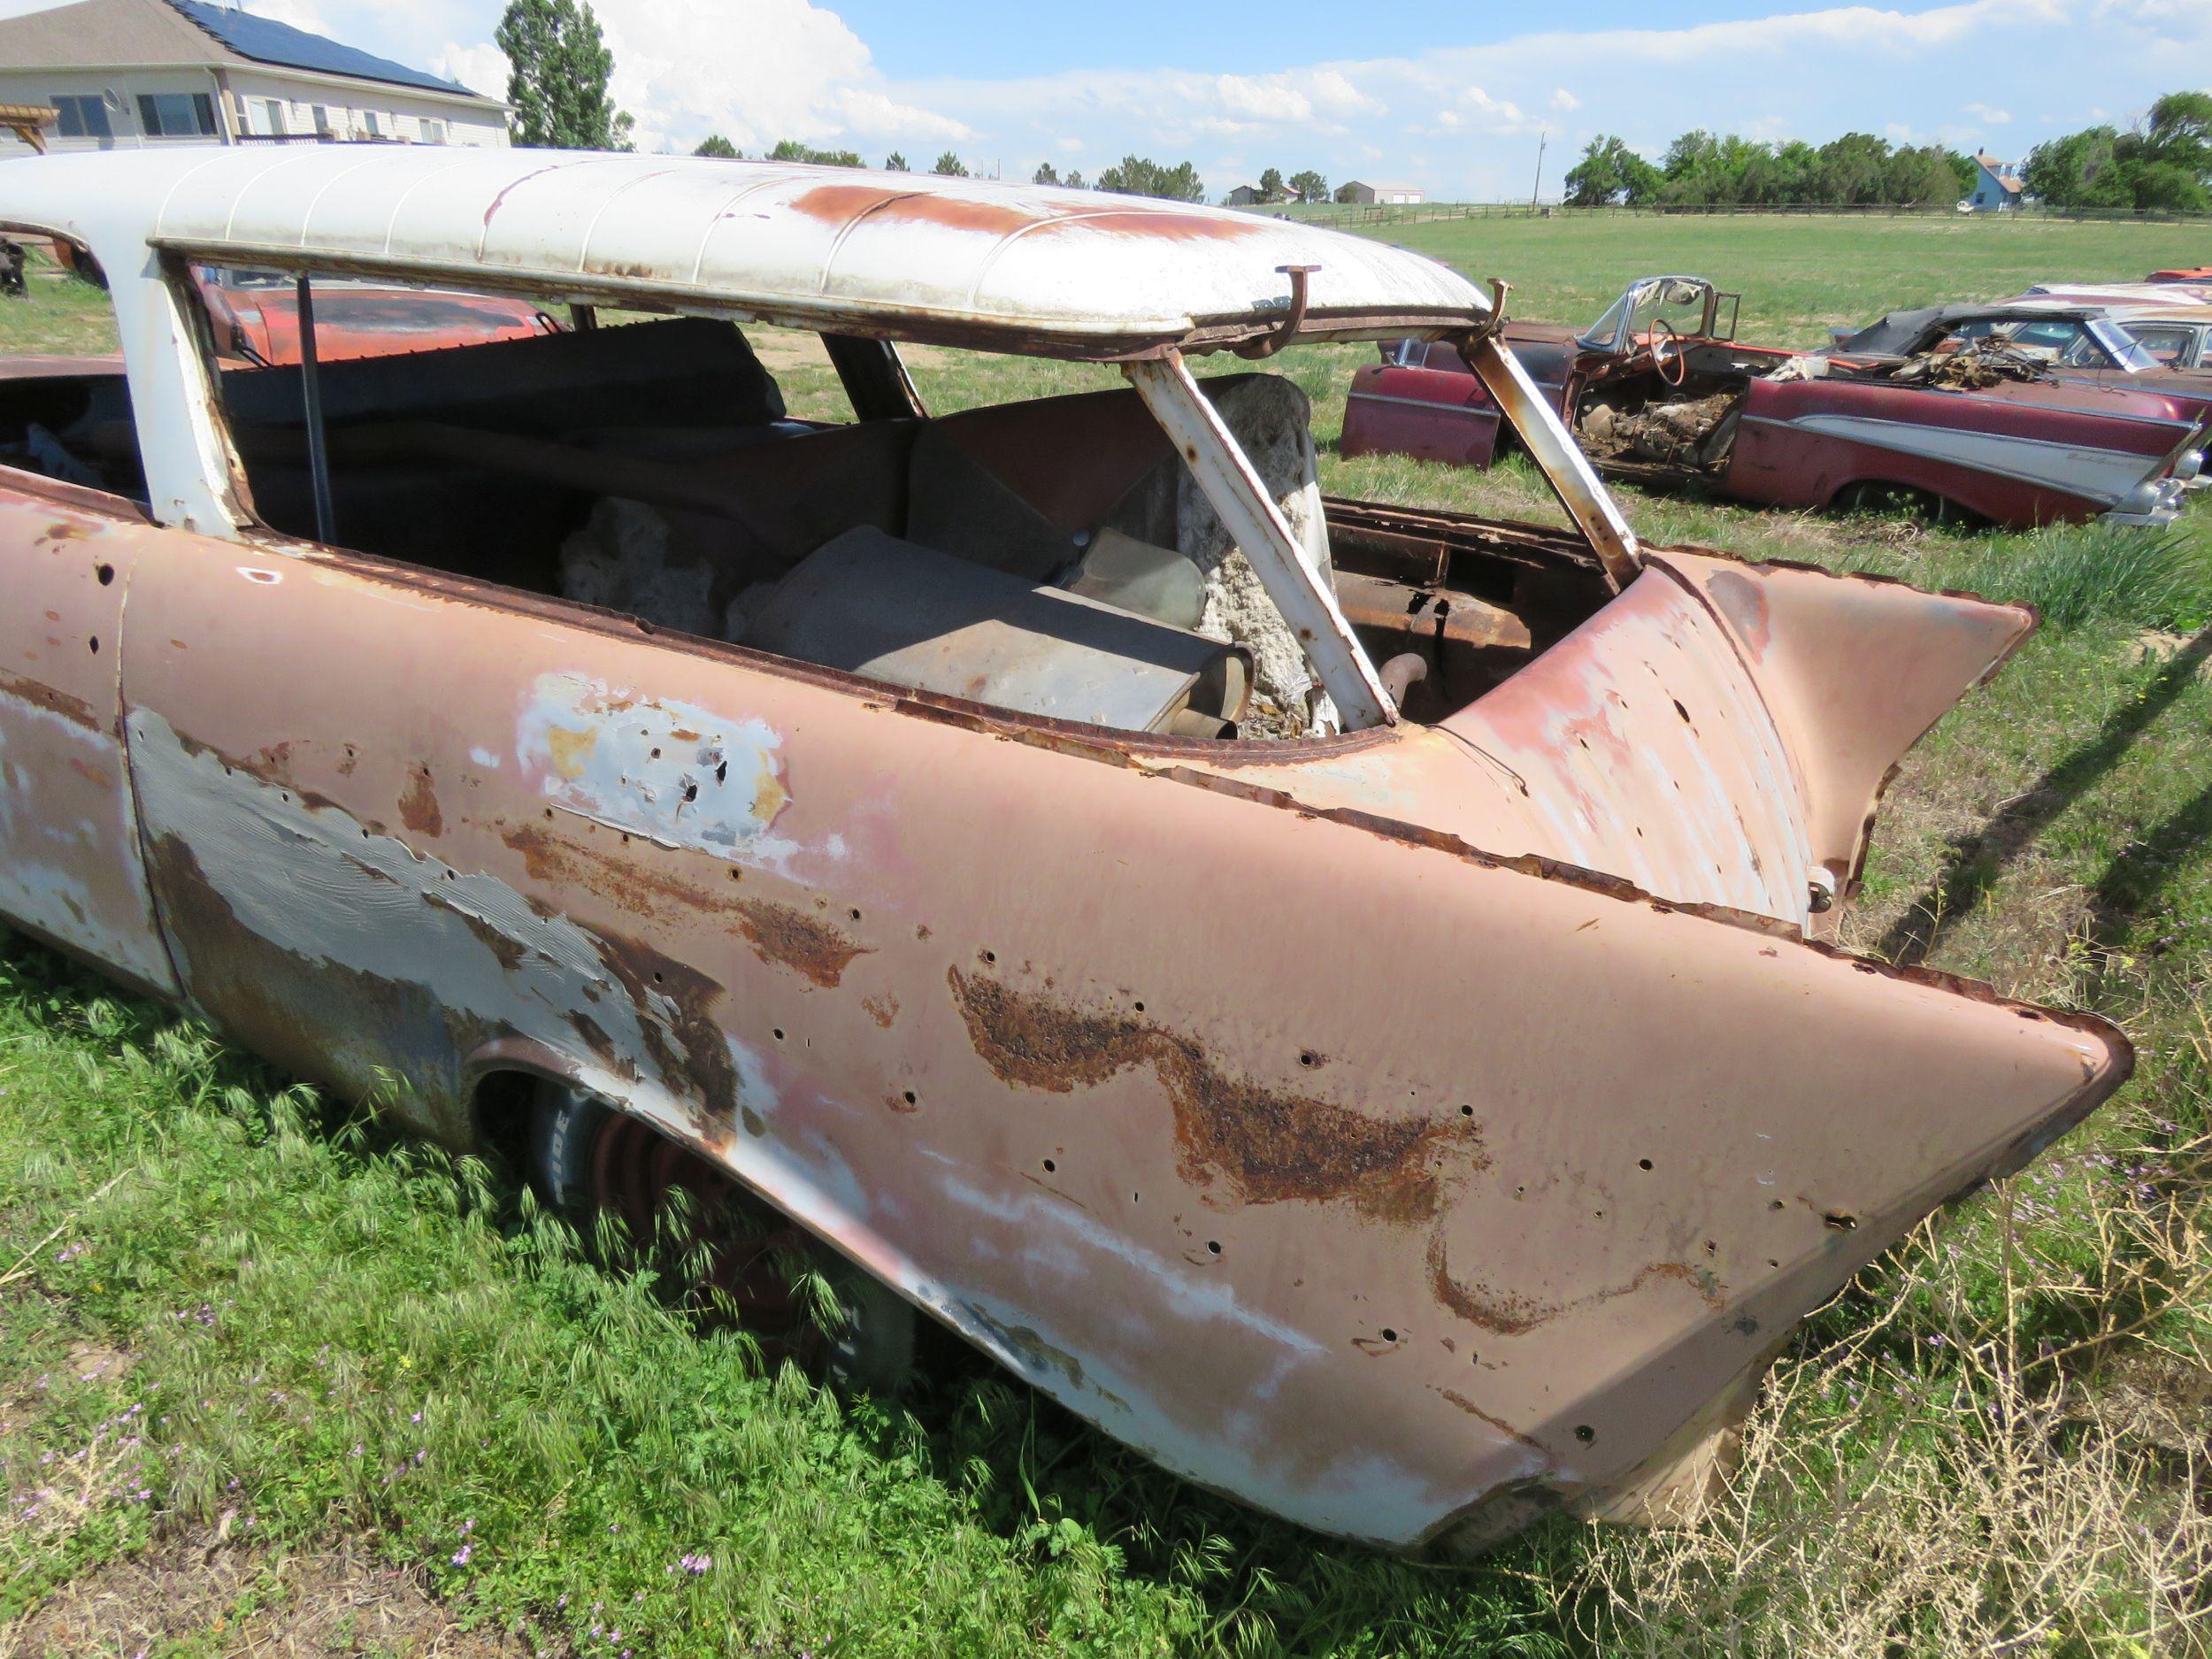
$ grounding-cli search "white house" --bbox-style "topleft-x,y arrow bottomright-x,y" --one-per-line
0,0 -> 509,157
1339,180 -> 1425,205
1968,150 -> 2024,211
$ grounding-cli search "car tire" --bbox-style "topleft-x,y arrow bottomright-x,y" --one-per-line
527,1083 -> 916,1394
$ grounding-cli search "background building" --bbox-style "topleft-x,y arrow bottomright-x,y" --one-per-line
1969,150 -> 2024,211
1338,180 -> 1425,204
0,0 -> 509,156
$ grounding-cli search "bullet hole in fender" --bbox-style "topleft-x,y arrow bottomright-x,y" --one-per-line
1042,1158 -> 1056,1173
1575,1425 -> 1595,1442
772,1027 -> 786,1041
902,1089 -> 917,1106
1638,1157 -> 1654,1171
88,636 -> 99,654
1206,1240 -> 1222,1256
1380,1328 -> 1398,1343
96,564 -> 114,586
1461,1104 -> 1476,1118
1824,1211 -> 1858,1232
1672,699 -> 1691,723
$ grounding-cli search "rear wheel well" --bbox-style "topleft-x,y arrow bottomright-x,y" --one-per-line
1831,479 -> 1983,527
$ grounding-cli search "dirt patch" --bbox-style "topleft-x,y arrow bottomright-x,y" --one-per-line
2126,631 -> 2212,673
3,1532 -> 553,1657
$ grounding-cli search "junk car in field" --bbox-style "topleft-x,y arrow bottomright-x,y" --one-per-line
1832,298 -> 2212,426
0,151 -> 2131,1554
1342,274 -> 2203,528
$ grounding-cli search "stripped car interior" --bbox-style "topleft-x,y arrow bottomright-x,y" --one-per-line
0,150 -> 2131,1554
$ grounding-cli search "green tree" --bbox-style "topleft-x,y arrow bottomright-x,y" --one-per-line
1064,169 -> 1086,189
1562,135 -> 1661,206
2139,90 -> 2212,179
1884,143 -> 1964,207
884,150 -> 908,172
1945,149 -> 1978,198
1096,156 -> 1203,200
1257,165 -> 1285,201
2024,126 -> 2128,209
1033,162 -> 1060,186
693,134 -> 737,158
1811,132 -> 1893,203
933,150 -> 968,176
1287,168 -> 1326,202
495,0 -> 633,150
768,138 -> 862,167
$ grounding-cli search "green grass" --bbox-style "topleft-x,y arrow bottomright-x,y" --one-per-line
7,215 -> 2212,1655
1316,210 -> 2212,346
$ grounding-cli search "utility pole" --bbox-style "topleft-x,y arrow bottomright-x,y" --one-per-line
1530,130 -> 1547,211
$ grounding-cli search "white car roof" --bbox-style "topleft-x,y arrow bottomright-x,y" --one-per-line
0,147 -> 1487,357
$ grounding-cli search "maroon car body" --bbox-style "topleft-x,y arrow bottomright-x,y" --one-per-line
194,266 -> 558,366
1343,276 -> 2203,529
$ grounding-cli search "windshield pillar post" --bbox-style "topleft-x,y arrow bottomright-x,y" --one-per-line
1123,349 -> 1395,733
1458,332 -> 1641,591
295,272 -> 335,546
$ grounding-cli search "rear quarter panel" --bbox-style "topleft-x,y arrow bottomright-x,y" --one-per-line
111,527 -> 2127,1548
1727,376 -> 2185,527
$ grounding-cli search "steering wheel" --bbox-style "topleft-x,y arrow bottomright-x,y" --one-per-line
1649,318 -> 1688,387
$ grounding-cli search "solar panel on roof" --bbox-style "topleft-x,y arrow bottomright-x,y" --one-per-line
169,0 -> 482,98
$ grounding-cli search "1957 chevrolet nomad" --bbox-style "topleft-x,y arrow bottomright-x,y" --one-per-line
0,150 -> 2128,1554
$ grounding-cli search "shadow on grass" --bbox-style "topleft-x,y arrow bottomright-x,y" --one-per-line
1877,625 -> 2212,968
0,930 -> 1586,1659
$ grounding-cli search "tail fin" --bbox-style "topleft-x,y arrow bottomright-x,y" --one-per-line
1650,549 -> 2033,906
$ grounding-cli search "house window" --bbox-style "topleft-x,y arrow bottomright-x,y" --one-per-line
422,119 -> 446,144
50,94 -> 113,139
136,92 -> 219,137
310,104 -> 331,135
250,97 -> 288,135
364,110 -> 382,137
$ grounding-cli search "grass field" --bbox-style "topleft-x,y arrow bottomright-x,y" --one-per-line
4,215 -> 2212,1656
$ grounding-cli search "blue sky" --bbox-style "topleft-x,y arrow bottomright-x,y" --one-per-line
821,0 -> 1811,79
7,0 -> 2207,197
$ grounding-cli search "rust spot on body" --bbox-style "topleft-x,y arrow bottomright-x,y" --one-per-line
399,769 -> 443,837
500,822 -> 867,987
1438,1388 -> 1549,1453
949,968 -> 1483,1220
0,669 -> 101,732
863,993 -> 899,1028
731,898 -> 865,988
1429,1234 -> 1726,1334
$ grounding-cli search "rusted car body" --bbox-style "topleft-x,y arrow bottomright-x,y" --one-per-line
1343,275 -> 2204,528
0,151 -> 2130,1554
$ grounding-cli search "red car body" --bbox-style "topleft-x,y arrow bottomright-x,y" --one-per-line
1343,277 -> 2203,530
194,266 -> 557,366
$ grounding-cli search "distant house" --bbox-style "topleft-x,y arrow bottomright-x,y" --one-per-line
1224,183 -> 1264,206
0,0 -> 509,157
1340,180 -> 1425,205
1969,151 -> 2024,211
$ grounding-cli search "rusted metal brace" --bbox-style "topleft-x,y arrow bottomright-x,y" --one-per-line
1237,265 -> 1319,359
1455,274 -> 1641,593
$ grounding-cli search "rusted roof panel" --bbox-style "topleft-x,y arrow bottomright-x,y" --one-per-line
4,149 -> 1489,355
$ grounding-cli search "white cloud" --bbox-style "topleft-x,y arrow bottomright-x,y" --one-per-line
432,41 -> 507,101
172,0 -> 2212,203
